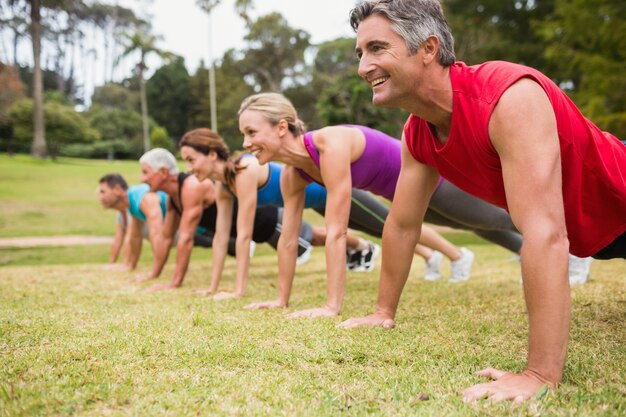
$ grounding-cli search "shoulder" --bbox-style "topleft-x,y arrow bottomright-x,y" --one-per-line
313,125 -> 362,150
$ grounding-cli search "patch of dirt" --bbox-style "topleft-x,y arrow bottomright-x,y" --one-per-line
0,236 -> 113,248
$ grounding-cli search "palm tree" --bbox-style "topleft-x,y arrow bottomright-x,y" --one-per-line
196,0 -> 254,133
118,28 -> 171,153
29,0 -> 46,158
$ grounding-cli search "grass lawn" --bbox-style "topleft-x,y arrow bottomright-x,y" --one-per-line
1,154 -> 625,416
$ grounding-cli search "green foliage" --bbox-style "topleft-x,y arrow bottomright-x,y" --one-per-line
7,98 -> 100,157
317,74 -> 408,138
86,105 -> 146,159
149,125 -> 172,151
91,82 -> 140,111
533,0 -> 626,137
145,56 -> 191,142
240,12 -> 311,91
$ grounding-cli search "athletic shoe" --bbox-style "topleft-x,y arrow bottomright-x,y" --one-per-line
249,241 -> 256,259
424,250 -> 443,281
352,242 -> 381,272
296,244 -> 313,265
568,254 -> 592,285
449,248 -> 474,283
346,249 -> 362,271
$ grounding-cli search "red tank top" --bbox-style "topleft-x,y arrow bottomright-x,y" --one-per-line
404,61 -> 626,257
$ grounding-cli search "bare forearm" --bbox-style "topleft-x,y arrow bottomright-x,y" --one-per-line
276,237 -> 298,306
521,236 -> 570,386
209,236 -> 229,292
171,233 -> 194,287
234,236 -> 252,296
127,236 -> 142,269
150,237 -> 173,278
324,233 -> 347,313
376,221 -> 420,318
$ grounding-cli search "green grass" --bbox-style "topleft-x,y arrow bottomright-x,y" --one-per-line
0,154 -> 146,237
1,154 -> 625,416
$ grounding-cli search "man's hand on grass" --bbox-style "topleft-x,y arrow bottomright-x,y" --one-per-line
462,368 -> 553,403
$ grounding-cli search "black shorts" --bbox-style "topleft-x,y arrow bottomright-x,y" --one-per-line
593,230 -> 626,260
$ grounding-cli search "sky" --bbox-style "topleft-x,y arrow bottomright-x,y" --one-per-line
1,0 -> 361,104
124,0 -> 360,75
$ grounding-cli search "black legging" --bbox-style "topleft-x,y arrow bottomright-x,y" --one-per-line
315,183 -> 522,254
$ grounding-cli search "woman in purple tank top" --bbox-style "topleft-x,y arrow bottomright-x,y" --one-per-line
237,92 -> 474,318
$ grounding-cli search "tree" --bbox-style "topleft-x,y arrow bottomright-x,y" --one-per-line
145,56 -> 191,142
29,0 -> 46,158
533,0 -> 626,138
239,12 -> 310,92
118,27 -> 172,152
9,97 -> 99,157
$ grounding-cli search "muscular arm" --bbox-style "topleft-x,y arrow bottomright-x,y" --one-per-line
462,78 -> 570,402
109,213 -> 126,264
147,199 -> 179,280
275,166 -> 307,307
168,181 -> 205,288
340,135 -> 439,327
141,192 -> 165,265
231,163 -> 260,296
126,217 -> 144,270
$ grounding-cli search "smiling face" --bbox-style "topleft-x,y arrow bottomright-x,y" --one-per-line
239,109 -> 284,165
140,163 -> 166,191
356,14 -> 423,108
180,145 -> 212,181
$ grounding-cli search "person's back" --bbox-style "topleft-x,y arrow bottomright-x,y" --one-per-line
405,60 -> 626,257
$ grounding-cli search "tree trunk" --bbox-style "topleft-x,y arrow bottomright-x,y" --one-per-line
30,0 -> 46,159
139,67 -> 150,152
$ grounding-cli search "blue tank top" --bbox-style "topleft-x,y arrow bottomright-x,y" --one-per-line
128,184 -> 167,222
241,156 -> 328,209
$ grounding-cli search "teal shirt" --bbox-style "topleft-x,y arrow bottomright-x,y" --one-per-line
128,184 -> 167,222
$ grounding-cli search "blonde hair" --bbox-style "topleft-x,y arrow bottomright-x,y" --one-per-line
179,128 -> 244,188
238,92 -> 307,136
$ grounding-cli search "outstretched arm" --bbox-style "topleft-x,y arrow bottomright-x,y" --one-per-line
286,127 -> 361,318
214,163 -> 260,300
245,165 -> 306,310
141,199 -> 178,284
207,184 -> 235,296
339,135 -> 439,328
462,78 -> 570,403
141,192 -> 166,267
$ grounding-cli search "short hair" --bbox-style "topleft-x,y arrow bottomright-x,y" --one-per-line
350,0 -> 456,66
99,173 -> 128,190
139,148 -> 180,174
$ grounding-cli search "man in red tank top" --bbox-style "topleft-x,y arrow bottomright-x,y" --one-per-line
340,0 -> 625,404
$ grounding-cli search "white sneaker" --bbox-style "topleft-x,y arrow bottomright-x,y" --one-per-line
249,241 -> 257,259
424,250 -> 443,281
296,244 -> 313,265
449,248 -> 474,283
352,242 -> 380,272
568,254 -> 592,285
346,249 -> 362,271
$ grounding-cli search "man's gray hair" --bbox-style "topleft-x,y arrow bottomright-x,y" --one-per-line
350,0 -> 456,66
139,148 -> 180,174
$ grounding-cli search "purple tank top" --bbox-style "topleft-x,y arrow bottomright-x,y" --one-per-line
297,125 -> 402,201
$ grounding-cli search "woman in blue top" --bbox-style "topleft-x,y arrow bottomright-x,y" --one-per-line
179,128 -> 378,300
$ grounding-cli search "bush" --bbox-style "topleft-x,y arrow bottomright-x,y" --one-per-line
8,99 -> 100,157
150,126 -> 173,151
